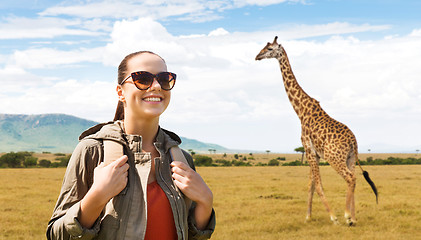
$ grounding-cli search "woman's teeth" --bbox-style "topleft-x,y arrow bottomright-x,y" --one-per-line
144,97 -> 161,102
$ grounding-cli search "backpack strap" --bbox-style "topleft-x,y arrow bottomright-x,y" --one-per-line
103,140 -> 124,165
103,139 -> 192,211
169,146 -> 193,212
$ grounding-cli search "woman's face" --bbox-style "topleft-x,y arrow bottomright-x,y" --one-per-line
118,53 -> 171,121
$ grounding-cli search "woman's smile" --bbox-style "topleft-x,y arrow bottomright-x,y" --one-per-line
143,96 -> 163,102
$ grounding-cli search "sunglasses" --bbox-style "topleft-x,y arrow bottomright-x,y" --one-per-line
121,71 -> 176,91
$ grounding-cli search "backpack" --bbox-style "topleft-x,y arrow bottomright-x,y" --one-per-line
103,140 -> 192,211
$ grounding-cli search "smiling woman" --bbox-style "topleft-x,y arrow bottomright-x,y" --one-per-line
46,51 -> 216,240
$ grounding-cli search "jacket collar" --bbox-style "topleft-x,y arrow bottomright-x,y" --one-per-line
79,121 -> 182,153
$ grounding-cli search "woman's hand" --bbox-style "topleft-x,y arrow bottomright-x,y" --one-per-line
79,155 -> 129,228
171,161 -> 213,230
90,155 -> 130,204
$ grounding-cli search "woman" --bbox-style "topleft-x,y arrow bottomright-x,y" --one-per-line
47,51 -> 215,239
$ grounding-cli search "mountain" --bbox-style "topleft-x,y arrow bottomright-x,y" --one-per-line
0,113 -> 231,153
179,136 -> 232,154
0,114 -> 98,153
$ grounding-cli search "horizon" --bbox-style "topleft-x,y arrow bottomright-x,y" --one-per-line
1,0 -> 420,153
0,112 -> 418,154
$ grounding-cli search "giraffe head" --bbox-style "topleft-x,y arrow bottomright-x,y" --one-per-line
255,36 -> 284,61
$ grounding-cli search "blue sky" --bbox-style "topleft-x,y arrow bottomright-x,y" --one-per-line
1,0 -> 421,153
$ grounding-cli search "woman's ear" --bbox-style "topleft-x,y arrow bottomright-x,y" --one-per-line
116,85 -> 125,102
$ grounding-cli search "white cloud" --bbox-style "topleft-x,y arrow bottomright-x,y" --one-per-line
232,0 -> 305,7
11,47 -> 104,69
38,0 -> 306,22
0,78 -> 117,122
40,0 -> 208,20
208,28 -> 229,36
409,29 -> 421,37
0,16 -> 103,39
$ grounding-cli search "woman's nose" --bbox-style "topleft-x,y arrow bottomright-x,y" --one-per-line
149,78 -> 162,91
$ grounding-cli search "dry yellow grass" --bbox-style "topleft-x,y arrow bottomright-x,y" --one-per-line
0,168 -> 65,240
1,165 -> 421,239
198,165 -> 421,240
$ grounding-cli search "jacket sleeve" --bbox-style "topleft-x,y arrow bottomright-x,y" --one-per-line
182,150 -> 216,240
188,203 -> 216,240
46,139 -> 103,240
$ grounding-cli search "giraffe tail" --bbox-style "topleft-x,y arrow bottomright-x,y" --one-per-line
357,159 -> 378,204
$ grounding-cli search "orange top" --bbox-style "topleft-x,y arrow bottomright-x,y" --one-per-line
144,181 -> 178,240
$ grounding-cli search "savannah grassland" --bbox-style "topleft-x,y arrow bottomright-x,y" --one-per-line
1,153 -> 421,240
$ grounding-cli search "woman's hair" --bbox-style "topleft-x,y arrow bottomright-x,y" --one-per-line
113,51 -> 165,121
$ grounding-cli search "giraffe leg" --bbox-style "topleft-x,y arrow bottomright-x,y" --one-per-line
344,171 -> 356,226
328,152 -> 357,226
308,155 -> 338,224
306,170 -> 316,222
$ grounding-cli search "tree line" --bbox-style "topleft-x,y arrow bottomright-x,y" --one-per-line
0,152 -> 70,168
193,155 -> 421,167
2,151 -> 421,168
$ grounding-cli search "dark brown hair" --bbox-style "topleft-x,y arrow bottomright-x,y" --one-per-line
113,51 -> 165,121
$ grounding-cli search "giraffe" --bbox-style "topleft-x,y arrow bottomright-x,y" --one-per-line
255,36 -> 377,226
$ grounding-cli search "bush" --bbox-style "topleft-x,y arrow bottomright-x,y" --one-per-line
0,152 -> 26,168
50,162 -> 61,168
38,159 -> 51,168
282,160 -> 305,166
232,160 -> 251,166
360,157 -> 421,166
255,162 -> 267,166
215,159 -> 232,166
194,155 -> 213,166
56,155 -> 71,167
24,157 -> 38,167
268,159 -> 280,166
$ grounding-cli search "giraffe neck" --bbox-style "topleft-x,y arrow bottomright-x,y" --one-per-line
277,49 -> 315,121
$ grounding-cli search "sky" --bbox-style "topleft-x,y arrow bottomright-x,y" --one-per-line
1,0 -> 421,153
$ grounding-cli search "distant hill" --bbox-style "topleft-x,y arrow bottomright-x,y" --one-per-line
0,113 -> 231,153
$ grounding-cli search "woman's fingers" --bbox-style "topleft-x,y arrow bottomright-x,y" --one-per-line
170,161 -> 192,179
170,160 -> 190,170
112,155 -> 128,167
172,171 -> 189,186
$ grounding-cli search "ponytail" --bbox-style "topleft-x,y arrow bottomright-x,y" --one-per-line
113,101 -> 124,121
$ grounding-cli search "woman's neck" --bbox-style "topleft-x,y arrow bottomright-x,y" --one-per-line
123,115 -> 159,146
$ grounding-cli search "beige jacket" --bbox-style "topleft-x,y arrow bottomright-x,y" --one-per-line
46,121 -> 215,240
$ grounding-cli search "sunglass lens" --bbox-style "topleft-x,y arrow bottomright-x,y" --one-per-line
132,72 -> 154,90
157,72 -> 176,90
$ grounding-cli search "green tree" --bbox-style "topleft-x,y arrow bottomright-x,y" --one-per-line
294,146 -> 305,163
187,149 -> 196,156
194,155 -> 213,166
39,159 -> 52,168
0,152 -> 26,168
56,155 -> 71,167
24,157 -> 38,167
268,159 -> 280,166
